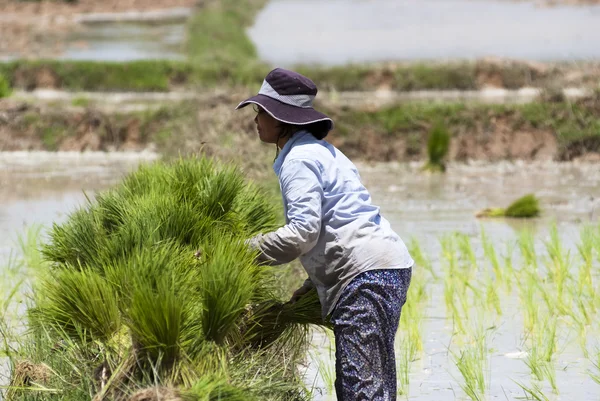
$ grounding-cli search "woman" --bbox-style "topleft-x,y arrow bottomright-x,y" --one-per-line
237,68 -> 414,401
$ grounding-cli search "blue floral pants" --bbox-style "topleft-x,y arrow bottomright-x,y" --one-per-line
330,268 -> 412,401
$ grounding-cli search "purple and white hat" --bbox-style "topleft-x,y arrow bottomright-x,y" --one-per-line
236,68 -> 334,133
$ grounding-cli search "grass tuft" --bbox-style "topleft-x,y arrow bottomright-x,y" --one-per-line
423,122 -> 451,172
0,72 -> 11,98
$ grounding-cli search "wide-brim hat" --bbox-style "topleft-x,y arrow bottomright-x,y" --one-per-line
236,68 -> 334,133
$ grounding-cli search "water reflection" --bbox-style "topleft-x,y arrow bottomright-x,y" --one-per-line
249,0 -> 600,65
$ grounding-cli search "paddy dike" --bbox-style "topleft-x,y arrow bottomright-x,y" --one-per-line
1,93 -> 599,163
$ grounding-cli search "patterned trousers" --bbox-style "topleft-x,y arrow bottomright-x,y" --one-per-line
330,268 -> 412,401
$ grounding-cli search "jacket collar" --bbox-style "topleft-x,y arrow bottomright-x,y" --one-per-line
272,130 -> 311,176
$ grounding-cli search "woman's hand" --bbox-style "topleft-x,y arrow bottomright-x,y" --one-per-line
289,283 -> 313,304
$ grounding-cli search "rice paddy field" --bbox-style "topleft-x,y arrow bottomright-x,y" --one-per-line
1,155 -> 600,400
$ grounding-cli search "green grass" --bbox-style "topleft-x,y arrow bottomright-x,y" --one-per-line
0,60 -> 186,91
70,96 -> 90,108
422,122 -> 451,172
325,98 -> 600,162
6,97 -> 600,162
3,57 -> 596,93
0,72 -> 11,98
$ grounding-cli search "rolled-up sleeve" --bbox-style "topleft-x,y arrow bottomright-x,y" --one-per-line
247,158 -> 323,265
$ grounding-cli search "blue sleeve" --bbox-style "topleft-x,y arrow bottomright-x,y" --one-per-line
246,158 -> 323,265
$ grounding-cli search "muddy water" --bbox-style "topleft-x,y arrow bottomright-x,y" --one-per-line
304,161 -> 600,400
0,152 -> 159,261
61,21 -> 186,61
1,155 -> 600,399
249,0 -> 600,65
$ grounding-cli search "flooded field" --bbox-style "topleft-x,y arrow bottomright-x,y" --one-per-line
0,152 -> 158,260
249,0 -> 600,65
61,21 -> 186,61
1,154 -> 599,400
305,161 -> 600,400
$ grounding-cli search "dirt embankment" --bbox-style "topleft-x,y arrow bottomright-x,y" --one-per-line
2,95 -> 600,163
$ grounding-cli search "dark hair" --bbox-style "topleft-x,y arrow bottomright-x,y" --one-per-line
281,121 -> 331,140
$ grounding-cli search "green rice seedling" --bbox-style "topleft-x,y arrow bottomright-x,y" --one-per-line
572,313 -> 590,358
484,276 -> 502,316
186,375 -> 254,401
589,348 -> 600,386
476,194 -> 541,219
16,224 -> 47,273
397,343 -> 411,396
408,237 -> 437,280
422,121 -> 450,173
455,350 -> 485,401
502,240 -> 515,291
439,235 -> 469,333
233,184 -> 280,236
524,315 -> 558,393
515,381 -> 550,401
397,253 -> 427,381
126,274 -> 185,365
543,225 -> 571,305
1,254 -> 25,338
243,289 -> 326,349
310,330 -> 336,395
453,330 -> 488,401
577,225 -> 595,298
518,229 -> 538,270
33,267 -> 121,342
443,276 -> 465,334
197,234 -> 261,345
504,194 -> 541,218
456,233 -> 478,276
42,207 -> 111,269
516,270 -> 540,334
400,290 -> 425,362
481,227 -> 505,290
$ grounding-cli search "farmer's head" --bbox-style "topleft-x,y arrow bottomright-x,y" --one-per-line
236,68 -> 334,147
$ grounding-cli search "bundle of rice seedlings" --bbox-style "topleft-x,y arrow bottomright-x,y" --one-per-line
32,267 -> 121,342
12,156 -> 314,401
422,122 -> 451,173
476,194 -> 541,219
243,290 -> 329,349
185,376 -> 252,401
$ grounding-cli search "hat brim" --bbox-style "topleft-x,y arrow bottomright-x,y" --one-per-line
236,94 -> 334,131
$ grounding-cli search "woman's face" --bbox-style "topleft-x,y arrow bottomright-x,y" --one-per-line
253,105 -> 281,144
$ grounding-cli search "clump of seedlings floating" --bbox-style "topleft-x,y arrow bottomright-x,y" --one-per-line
476,194 -> 541,219
2,157 -> 328,401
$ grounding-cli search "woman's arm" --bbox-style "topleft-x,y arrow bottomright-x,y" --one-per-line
247,159 -> 323,265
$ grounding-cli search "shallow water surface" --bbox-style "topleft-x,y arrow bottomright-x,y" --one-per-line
61,21 -> 186,61
303,161 -> 600,400
249,0 -> 600,65
0,152 -> 158,261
